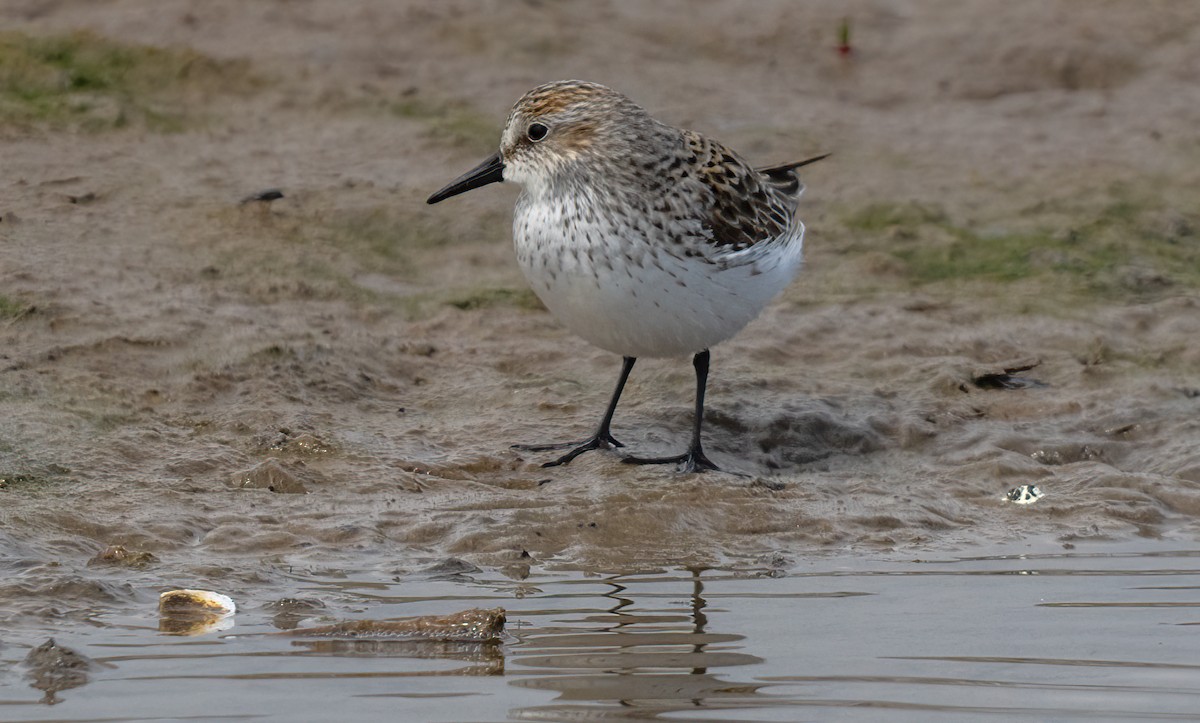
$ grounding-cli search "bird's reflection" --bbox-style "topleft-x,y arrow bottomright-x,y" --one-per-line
509,567 -> 772,720
689,566 -> 708,677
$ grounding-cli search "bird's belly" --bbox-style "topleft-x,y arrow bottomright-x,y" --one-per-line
514,215 -> 802,358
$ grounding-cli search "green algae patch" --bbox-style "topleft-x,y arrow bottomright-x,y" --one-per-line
447,287 -> 544,311
833,186 -> 1200,309
843,202 -> 948,233
387,94 -> 497,155
202,199 -> 520,318
0,30 -> 256,131
0,294 -> 34,320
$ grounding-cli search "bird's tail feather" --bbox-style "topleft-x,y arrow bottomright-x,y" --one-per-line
757,153 -> 830,177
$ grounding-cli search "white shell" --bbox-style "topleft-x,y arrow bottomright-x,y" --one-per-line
159,589 -> 237,615
1006,484 -> 1045,505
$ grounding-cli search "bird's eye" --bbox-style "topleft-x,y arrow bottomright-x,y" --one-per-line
527,122 -> 549,142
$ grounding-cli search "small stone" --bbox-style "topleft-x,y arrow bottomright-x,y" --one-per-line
231,459 -> 310,494
240,188 -> 284,205
87,545 -> 158,568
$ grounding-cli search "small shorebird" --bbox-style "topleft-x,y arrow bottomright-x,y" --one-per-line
428,80 -> 825,472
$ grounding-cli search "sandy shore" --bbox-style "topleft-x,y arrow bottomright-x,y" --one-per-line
2,1 -> 1200,624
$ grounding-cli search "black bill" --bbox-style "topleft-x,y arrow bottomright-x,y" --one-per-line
426,151 -> 505,204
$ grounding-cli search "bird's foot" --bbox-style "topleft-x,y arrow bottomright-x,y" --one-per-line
512,431 -> 623,468
622,446 -> 721,474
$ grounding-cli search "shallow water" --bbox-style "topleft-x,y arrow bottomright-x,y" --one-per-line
3,540 -> 1199,721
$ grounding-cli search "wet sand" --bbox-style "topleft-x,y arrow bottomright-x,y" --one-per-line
2,1 -> 1200,718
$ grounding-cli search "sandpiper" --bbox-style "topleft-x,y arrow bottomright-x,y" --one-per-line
428,80 -> 825,472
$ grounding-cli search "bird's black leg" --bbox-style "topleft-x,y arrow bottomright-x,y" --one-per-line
623,349 -> 720,473
513,356 -> 637,467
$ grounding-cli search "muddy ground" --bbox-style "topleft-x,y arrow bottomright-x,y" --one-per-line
2,0 -> 1200,624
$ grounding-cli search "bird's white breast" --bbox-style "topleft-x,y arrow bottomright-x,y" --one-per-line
513,192 -> 804,358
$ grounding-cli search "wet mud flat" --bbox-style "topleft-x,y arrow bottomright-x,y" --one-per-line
2,1 -> 1200,720
3,541 -> 1200,721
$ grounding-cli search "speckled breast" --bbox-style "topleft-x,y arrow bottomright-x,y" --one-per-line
512,193 -> 804,358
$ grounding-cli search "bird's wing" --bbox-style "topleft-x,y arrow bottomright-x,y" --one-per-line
684,132 -> 825,255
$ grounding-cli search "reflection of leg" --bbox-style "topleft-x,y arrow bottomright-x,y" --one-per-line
690,567 -> 708,637
601,578 -> 634,631
690,566 -> 708,677
623,350 -> 719,473
513,356 -> 637,467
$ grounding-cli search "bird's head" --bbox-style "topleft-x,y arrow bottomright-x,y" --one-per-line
427,80 -> 654,204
